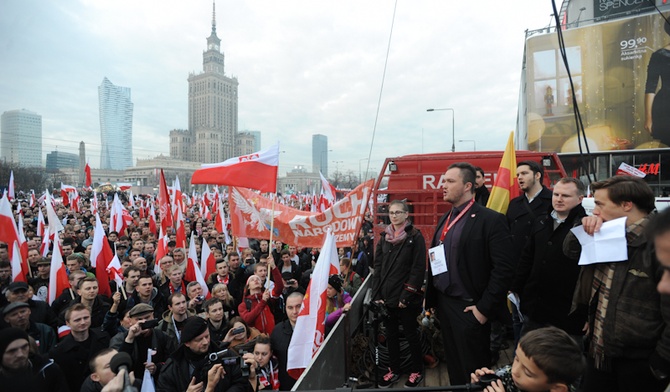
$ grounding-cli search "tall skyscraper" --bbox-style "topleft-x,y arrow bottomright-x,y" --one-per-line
99,77 -> 133,170
1,109 -> 42,167
187,2 -> 239,163
312,134 -> 328,176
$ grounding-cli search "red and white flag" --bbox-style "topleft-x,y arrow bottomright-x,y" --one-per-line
0,193 -> 21,263
184,233 -> 209,298
29,190 -> 36,208
318,172 -> 337,212
48,241 -> 69,304
174,207 -> 187,249
215,199 -> 231,244
158,170 -> 173,233
191,143 -> 280,193
16,212 -> 28,278
40,226 -> 50,257
148,204 -> 157,235
107,252 -> 124,291
154,226 -> 169,276
117,183 -> 132,192
8,171 -> 15,201
287,231 -> 340,378
10,241 -> 26,282
90,213 -> 113,297
200,239 -> 216,280
36,208 -> 45,237
110,194 -> 133,235
45,191 -> 64,234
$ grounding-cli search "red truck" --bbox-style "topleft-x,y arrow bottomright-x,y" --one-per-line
371,151 -> 568,250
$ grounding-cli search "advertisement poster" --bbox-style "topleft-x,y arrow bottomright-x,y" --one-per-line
525,12 -> 670,153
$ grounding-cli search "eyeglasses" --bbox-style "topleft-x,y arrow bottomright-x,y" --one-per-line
388,211 -> 406,216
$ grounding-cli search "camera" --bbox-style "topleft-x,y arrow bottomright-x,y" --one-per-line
368,301 -> 389,320
477,373 -> 501,388
140,318 -> 160,330
208,349 -> 252,377
245,258 -> 253,264
196,295 -> 205,302
231,326 -> 245,335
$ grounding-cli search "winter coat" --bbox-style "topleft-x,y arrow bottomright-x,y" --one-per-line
49,328 -> 111,392
0,353 -> 69,392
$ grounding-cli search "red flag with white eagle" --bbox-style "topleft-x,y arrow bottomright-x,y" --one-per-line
48,242 -> 69,305
185,233 -> 209,298
90,213 -> 113,297
287,231 -> 340,378
191,143 -> 279,193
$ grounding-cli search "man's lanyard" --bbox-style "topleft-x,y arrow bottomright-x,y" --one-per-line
439,199 -> 475,243
172,315 -> 181,343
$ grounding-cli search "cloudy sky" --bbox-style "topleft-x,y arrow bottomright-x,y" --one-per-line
0,0 -> 556,178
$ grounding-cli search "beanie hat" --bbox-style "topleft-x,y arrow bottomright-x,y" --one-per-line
328,274 -> 343,293
0,327 -> 30,357
180,316 -> 209,343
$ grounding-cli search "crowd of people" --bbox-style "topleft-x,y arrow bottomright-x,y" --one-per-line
2,161 -> 670,392
0,194 -> 373,392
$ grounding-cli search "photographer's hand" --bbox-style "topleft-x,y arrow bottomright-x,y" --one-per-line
205,364 -> 225,392
186,376 -> 204,392
125,322 -> 142,343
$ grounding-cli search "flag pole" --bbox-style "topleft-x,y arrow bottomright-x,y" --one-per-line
268,193 -> 276,251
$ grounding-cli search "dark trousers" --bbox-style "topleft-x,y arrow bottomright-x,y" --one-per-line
384,305 -> 424,374
581,356 -> 667,392
435,295 -> 490,385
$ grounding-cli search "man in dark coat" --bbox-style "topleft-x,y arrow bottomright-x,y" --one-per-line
510,177 -> 588,337
270,291 -> 304,390
49,303 -> 111,392
425,162 -> 515,385
3,301 -> 56,355
157,316 -> 252,392
0,328 -> 69,392
2,281 -> 58,330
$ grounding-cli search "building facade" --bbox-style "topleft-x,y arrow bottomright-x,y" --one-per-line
170,129 -> 192,161
99,77 -> 133,170
235,131 -> 256,156
186,3 -> 239,163
1,109 -> 42,167
46,151 -> 79,172
312,134 -> 328,176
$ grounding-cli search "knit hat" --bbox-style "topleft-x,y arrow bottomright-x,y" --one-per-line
0,327 -> 30,357
328,274 -> 343,293
180,316 -> 208,343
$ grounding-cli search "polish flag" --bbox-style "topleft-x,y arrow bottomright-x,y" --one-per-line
8,171 -> 15,201
90,213 -> 113,297
128,191 -> 136,209
174,207 -> 187,249
148,204 -> 157,235
318,172 -> 337,212
40,226 -> 50,257
61,183 -> 77,207
184,233 -> 209,298
110,194 -> 133,235
191,143 -> 279,193
106,252 -> 124,291
10,241 -> 26,282
16,212 -> 29,278
287,231 -> 340,378
91,191 -> 99,215
58,325 -> 71,339
202,205 -> 212,221
0,194 -> 21,262
117,183 -> 132,192
85,162 -> 92,188
215,199 -> 231,244
36,205 -> 45,237
48,241 -> 69,305
154,226 -> 169,276
200,239 -> 216,280
45,191 -> 64,235
158,170 -> 173,233
29,190 -> 36,208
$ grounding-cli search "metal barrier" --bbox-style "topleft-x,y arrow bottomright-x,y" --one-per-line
293,277 -> 371,390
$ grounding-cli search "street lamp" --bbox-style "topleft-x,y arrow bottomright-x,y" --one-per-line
359,157 -> 369,183
426,108 -> 455,152
458,139 -> 476,151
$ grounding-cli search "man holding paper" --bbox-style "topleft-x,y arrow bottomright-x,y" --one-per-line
565,175 -> 669,391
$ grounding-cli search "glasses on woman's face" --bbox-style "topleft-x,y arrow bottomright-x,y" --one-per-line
388,211 -> 406,216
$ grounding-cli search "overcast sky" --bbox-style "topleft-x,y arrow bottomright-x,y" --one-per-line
0,0 -> 555,178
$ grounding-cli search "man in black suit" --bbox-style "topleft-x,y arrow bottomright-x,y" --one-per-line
425,162 -> 515,385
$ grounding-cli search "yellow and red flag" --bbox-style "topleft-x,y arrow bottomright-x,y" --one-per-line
486,132 -> 519,214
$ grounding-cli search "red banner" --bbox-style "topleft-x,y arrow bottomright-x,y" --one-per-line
229,180 -> 373,248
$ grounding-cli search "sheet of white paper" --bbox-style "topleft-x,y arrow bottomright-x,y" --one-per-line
570,216 -> 628,265
428,245 -> 448,276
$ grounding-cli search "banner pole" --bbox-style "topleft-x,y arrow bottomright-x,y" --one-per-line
268,193 -> 276,251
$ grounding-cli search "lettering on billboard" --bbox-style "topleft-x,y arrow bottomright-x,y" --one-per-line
594,0 -> 654,19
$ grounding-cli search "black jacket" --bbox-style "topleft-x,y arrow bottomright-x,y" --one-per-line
0,353 -> 69,392
425,203 -> 515,321
511,205 -> 587,334
506,187 -> 553,259
49,328 -> 111,392
371,223 -> 426,308
157,341 -> 253,392
110,326 -> 176,378
270,319 -> 297,391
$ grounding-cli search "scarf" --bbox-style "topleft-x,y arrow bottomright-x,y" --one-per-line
258,357 -> 280,390
384,221 -> 409,245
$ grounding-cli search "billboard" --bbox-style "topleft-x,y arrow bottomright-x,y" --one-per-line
525,12 -> 670,153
